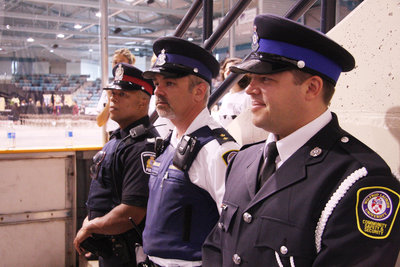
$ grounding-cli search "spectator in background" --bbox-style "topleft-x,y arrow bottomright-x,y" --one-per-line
96,48 -> 136,136
213,57 -> 251,128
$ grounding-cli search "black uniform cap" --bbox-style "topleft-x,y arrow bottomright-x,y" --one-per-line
143,36 -> 220,85
230,14 -> 355,85
104,63 -> 155,96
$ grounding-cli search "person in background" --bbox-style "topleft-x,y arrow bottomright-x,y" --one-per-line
141,36 -> 240,267
203,14 -> 400,267
74,63 -> 159,267
213,57 -> 251,128
96,48 -> 136,135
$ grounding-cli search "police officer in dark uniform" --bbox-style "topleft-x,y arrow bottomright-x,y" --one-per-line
141,37 -> 239,267
203,14 -> 400,267
74,63 -> 159,267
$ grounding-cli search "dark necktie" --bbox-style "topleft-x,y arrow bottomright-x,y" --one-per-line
257,141 -> 278,191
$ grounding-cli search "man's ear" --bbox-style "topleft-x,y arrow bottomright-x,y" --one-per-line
193,82 -> 207,102
304,75 -> 324,101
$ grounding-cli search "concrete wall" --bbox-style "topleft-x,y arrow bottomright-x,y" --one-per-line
328,0 -> 400,179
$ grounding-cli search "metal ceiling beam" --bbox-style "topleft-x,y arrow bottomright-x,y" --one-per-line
0,25 -> 157,41
0,11 -> 174,31
20,0 -> 188,16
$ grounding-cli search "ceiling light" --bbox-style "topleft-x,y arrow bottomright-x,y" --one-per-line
6,25 -> 11,30
188,37 -> 194,41
50,49 -> 54,53
27,37 -> 34,42
0,48 -> 3,51
74,24 -> 82,30
134,48 -> 139,51
95,12 -> 101,17
113,27 -> 122,34
89,49 -> 93,52
57,33 -> 65,38
147,0 -> 155,4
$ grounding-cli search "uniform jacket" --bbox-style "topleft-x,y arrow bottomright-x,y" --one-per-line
203,114 -> 400,267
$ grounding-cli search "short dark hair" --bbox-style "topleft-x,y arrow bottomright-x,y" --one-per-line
290,69 -> 335,105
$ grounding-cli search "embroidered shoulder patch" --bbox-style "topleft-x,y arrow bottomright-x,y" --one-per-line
222,150 -> 238,166
141,151 -> 156,174
356,186 -> 400,239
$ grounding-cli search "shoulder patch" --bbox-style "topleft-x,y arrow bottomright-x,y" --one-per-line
141,151 -> 156,174
356,186 -> 400,239
212,128 -> 236,145
222,150 -> 239,166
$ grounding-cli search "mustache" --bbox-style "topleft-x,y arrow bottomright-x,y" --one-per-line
156,96 -> 169,105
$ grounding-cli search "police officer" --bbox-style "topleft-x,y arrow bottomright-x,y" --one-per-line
141,37 -> 239,267
74,63 -> 159,267
203,14 -> 400,267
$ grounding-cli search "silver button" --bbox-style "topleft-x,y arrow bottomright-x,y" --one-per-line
232,253 -> 241,265
242,212 -> 252,223
221,204 -> 228,210
280,245 -> 288,255
297,60 -> 305,68
218,222 -> 225,231
310,147 -> 322,157
341,136 -> 349,143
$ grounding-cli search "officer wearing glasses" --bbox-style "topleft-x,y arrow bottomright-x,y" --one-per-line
74,63 -> 159,267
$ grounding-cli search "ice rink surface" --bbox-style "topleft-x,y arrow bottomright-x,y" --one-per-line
0,119 -> 103,150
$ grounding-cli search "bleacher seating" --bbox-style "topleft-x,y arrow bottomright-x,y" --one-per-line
9,74 -> 102,113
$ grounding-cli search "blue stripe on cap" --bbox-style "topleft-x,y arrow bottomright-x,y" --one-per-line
166,53 -> 212,81
258,39 -> 342,82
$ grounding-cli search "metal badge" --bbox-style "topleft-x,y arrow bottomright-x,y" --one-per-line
155,49 -> 166,66
115,64 -> 124,81
251,25 -> 259,51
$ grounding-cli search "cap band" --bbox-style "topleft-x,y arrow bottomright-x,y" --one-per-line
165,53 -> 212,82
122,75 -> 153,95
258,38 -> 342,82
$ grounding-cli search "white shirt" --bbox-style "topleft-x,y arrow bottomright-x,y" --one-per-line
150,108 -> 240,267
216,90 -> 251,128
267,109 -> 332,169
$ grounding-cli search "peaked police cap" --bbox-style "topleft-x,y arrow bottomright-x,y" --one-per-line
230,14 -> 355,85
104,63 -> 155,96
143,37 -> 220,85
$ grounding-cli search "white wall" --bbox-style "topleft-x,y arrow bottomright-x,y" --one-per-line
32,61 -> 49,74
80,59 -> 100,81
328,0 -> 400,179
66,62 -> 81,76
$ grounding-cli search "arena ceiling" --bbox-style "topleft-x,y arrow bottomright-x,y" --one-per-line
0,0 -> 271,62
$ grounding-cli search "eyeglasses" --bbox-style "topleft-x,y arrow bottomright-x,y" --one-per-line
90,150 -> 106,180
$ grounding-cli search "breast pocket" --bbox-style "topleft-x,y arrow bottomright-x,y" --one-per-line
217,201 -> 239,233
255,217 -> 316,266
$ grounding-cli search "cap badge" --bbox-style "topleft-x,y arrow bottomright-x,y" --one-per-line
115,64 -> 124,81
251,25 -> 259,51
155,49 -> 167,66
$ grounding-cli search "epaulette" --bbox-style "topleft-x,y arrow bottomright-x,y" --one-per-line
211,128 -> 236,145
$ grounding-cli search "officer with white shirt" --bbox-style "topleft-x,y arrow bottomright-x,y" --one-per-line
142,37 -> 239,267
202,14 -> 400,267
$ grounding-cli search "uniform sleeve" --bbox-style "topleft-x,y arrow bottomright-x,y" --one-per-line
119,142 -> 155,207
313,173 -> 400,267
189,140 -> 239,214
